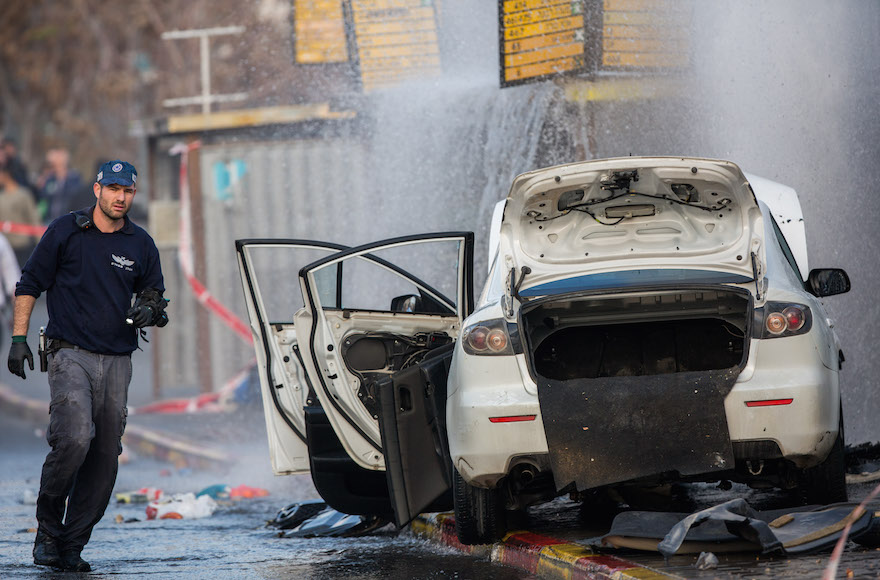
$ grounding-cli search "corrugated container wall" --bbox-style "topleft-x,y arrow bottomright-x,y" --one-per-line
148,133 -> 369,398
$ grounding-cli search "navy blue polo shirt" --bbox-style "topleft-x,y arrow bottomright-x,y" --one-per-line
16,208 -> 165,355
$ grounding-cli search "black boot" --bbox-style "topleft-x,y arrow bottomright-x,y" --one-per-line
60,550 -> 91,572
33,529 -> 61,568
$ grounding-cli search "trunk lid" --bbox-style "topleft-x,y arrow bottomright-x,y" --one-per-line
499,157 -> 765,297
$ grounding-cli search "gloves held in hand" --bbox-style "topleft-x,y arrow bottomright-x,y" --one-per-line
126,305 -> 154,328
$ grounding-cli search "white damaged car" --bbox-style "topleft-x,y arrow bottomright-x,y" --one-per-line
237,156 -> 850,545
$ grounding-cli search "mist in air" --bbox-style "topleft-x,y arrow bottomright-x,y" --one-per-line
686,1 -> 880,443
355,1 -> 879,442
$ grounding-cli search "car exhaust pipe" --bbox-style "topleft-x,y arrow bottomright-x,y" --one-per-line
512,464 -> 537,485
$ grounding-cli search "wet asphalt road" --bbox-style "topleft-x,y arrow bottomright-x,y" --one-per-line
0,403 -> 535,579
4,405 -> 880,579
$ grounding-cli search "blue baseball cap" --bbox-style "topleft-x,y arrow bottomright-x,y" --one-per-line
96,160 -> 137,187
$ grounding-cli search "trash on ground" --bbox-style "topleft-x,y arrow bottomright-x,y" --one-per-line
21,488 -> 37,505
846,442 -> 880,484
587,498 -> 880,558
146,493 -> 218,520
278,504 -> 388,538
229,484 -> 269,499
197,484 -> 231,500
267,500 -> 328,530
695,551 -> 719,570
116,487 -> 164,504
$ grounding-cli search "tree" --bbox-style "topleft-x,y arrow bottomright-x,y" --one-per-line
0,0 -> 340,180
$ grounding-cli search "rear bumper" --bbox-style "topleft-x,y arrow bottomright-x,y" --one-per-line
447,350 -> 547,487
448,333 -> 840,485
726,334 -> 841,468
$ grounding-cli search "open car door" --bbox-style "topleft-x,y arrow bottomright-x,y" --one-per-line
299,232 -> 474,527
236,239 -> 348,475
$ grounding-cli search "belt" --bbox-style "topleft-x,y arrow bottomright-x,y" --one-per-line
47,339 -> 80,351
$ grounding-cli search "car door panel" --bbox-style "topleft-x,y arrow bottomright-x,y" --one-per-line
236,239 -> 347,475
378,343 -> 455,527
299,232 -> 474,524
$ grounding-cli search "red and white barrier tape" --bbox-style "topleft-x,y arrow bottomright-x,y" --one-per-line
129,358 -> 255,415
0,221 -> 47,237
822,479 -> 880,580
170,142 -> 252,345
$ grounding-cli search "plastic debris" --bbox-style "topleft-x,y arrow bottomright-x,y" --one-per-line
695,551 -> 719,570
116,492 -> 149,504
280,505 -> 388,538
21,489 -> 38,505
116,487 -> 163,504
146,493 -> 218,520
268,500 -> 328,530
229,484 -> 269,499
197,484 -> 231,500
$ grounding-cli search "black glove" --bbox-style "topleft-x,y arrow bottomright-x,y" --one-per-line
8,341 -> 34,379
125,305 -> 154,328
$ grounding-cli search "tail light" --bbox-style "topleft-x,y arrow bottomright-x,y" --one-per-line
756,302 -> 812,339
461,319 -> 515,356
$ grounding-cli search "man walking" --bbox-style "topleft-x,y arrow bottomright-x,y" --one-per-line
7,160 -> 168,572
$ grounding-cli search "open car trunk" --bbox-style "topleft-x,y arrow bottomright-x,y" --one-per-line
521,286 -> 752,492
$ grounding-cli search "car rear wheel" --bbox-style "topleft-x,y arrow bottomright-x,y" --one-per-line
453,468 -> 505,545
797,417 -> 847,505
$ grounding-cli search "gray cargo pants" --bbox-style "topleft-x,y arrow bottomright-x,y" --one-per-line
35,347 -> 132,554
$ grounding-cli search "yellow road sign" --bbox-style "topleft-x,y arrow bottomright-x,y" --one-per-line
357,0 -> 434,9
603,10 -> 675,26
350,0 -> 441,92
503,28 -> 582,53
602,51 -> 687,67
502,0 -> 572,14
600,0 -> 693,69
504,42 -> 584,68
503,14 -> 584,41
360,43 -> 439,60
352,18 -> 435,36
602,37 -> 686,53
502,3 -> 582,28
293,0 -> 348,64
353,6 -> 435,23
603,24 -> 670,39
505,55 -> 583,82
357,30 -> 438,47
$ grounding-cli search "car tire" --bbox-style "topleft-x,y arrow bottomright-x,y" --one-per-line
797,416 -> 847,505
453,468 -> 505,545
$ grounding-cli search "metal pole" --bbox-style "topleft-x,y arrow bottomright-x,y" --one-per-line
161,26 -> 246,114
200,35 -> 210,114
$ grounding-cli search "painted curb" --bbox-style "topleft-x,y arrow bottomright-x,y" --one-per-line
0,383 -> 233,471
410,512 -> 676,580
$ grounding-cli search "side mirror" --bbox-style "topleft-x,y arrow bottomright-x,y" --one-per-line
390,295 -> 419,313
807,268 -> 851,297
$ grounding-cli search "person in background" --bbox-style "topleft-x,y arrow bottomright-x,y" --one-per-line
1,137 -> 36,199
7,160 -> 168,572
36,148 -> 82,223
0,232 -> 22,340
0,161 -> 42,267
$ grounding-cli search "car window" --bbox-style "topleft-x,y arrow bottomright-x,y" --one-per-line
308,240 -> 462,314
768,214 -> 804,282
242,244 -> 340,322
479,253 -> 503,306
